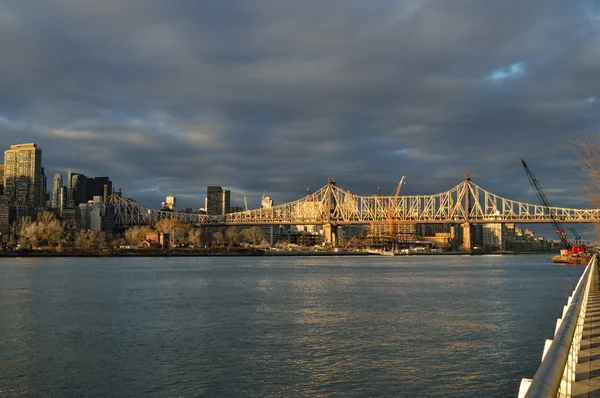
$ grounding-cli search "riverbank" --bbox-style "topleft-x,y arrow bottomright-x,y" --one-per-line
0,248 -> 556,257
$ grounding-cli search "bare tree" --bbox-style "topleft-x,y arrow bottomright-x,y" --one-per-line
75,229 -> 108,251
574,133 -> 600,207
154,218 -> 188,247
212,231 -> 224,247
187,228 -> 206,247
8,221 -> 18,249
111,237 -> 127,248
242,226 -> 265,245
125,226 -> 153,245
225,226 -> 240,247
18,218 -> 39,248
35,212 -> 64,248
574,133 -> 600,238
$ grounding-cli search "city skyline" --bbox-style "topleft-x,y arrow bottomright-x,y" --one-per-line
0,1 -> 598,217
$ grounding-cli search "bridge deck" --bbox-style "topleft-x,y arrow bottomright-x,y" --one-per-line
573,268 -> 600,397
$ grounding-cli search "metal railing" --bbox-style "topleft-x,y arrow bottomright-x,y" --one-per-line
518,254 -> 597,398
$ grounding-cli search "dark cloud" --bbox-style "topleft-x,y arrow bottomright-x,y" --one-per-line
0,0 -> 599,238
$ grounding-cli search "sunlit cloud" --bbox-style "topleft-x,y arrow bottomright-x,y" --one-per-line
488,62 -> 526,81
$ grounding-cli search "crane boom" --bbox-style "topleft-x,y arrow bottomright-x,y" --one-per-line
389,176 -> 406,238
521,159 -> 570,249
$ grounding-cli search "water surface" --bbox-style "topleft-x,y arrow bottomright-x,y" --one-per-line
0,255 -> 582,397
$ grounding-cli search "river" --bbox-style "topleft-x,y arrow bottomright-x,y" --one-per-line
0,255 -> 582,397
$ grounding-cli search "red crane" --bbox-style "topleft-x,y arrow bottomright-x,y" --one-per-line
521,159 -> 585,255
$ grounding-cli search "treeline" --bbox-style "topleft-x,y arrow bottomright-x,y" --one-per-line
4,212 -> 267,252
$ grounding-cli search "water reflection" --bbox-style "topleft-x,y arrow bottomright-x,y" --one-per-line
0,255 -> 582,397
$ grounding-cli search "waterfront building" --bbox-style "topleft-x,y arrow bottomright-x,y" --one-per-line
78,196 -> 113,231
207,186 -> 230,215
143,232 -> 170,248
61,207 -> 81,228
482,223 -> 506,250
3,143 -> 43,210
0,164 -> 4,195
417,223 -> 451,237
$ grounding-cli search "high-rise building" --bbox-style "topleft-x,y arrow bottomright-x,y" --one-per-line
0,164 -> 4,195
86,176 -> 112,203
79,196 -> 113,231
40,167 -> 48,208
52,173 -> 63,209
3,143 -> 43,209
161,196 -> 176,211
59,186 -> 67,211
66,172 -> 112,207
206,186 -> 230,215
67,171 -> 87,207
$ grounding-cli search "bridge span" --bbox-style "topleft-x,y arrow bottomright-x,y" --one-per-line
110,175 -> 600,246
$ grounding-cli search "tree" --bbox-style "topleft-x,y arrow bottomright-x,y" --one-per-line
15,212 -> 65,250
242,226 -> 265,245
225,226 -> 240,247
74,229 -> 108,251
125,226 -> 152,245
574,133 -> 600,207
154,218 -> 188,247
212,231 -> 224,247
35,212 -> 64,248
574,133 -> 600,237
18,218 -> 39,248
187,228 -> 206,247
111,236 -> 127,249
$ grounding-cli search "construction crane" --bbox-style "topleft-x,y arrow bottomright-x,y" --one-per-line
521,159 -> 584,255
243,191 -> 248,211
570,228 -> 582,247
389,176 -> 406,238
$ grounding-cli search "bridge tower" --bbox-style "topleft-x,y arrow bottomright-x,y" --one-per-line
323,177 -> 339,246
462,172 -> 472,252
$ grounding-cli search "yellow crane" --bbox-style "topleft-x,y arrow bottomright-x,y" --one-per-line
389,176 -> 406,238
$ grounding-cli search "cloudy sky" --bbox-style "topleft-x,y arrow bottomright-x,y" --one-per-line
1,0 -> 599,227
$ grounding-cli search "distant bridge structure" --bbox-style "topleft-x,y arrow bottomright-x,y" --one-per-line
110,175 -> 600,246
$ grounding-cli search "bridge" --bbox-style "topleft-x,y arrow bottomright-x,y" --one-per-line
110,174 -> 600,247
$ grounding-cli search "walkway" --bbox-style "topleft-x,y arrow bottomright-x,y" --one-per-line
573,267 -> 600,397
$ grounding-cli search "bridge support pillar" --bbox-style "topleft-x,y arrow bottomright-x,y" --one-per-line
462,223 -> 472,252
323,223 -> 339,246
450,225 -> 457,250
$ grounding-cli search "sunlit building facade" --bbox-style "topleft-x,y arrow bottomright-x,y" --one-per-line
3,143 -> 43,209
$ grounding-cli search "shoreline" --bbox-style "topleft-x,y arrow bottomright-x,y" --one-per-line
0,249 -> 557,258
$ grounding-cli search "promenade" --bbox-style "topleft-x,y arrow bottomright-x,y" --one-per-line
574,270 -> 600,397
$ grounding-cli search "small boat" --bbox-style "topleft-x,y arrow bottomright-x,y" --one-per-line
380,251 -> 395,256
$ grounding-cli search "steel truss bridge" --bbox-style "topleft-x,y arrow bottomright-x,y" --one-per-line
110,175 -> 600,229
